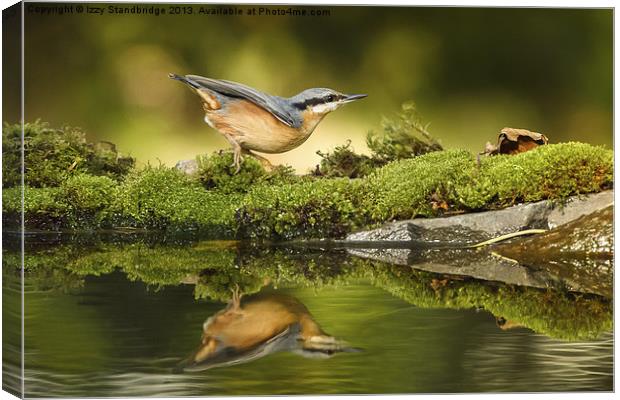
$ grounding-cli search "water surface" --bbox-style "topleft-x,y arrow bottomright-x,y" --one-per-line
2,236 -> 613,397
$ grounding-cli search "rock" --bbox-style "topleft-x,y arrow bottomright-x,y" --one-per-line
345,191 -> 613,296
495,206 -> 613,298
348,203 -> 613,298
175,159 -> 199,175
547,191 -> 614,228
346,191 -> 613,246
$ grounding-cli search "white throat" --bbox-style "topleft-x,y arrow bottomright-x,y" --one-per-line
310,102 -> 340,114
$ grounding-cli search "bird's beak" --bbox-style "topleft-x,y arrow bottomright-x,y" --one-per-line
342,93 -> 368,103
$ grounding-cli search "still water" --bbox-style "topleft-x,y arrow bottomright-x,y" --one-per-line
3,236 -> 613,397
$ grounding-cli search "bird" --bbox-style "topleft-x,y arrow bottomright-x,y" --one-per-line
174,290 -> 359,372
169,73 -> 367,172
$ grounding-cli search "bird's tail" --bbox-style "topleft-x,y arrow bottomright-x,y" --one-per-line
168,73 -> 201,90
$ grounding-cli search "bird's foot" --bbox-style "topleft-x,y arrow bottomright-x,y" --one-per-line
231,284 -> 242,310
231,148 -> 243,173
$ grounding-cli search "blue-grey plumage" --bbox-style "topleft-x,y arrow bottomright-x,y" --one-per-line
169,73 -> 367,172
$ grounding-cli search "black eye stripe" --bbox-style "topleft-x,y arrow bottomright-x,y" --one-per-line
292,93 -> 340,110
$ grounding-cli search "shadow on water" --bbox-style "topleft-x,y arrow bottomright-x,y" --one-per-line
2,234 -> 613,396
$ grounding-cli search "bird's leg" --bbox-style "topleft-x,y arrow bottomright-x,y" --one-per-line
231,283 -> 242,310
232,145 -> 243,174
246,150 -> 274,172
223,134 -> 243,173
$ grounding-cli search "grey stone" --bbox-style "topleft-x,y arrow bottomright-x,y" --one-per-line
175,159 -> 199,175
347,201 -> 613,297
547,191 -> 614,229
496,206 -> 613,298
346,191 -> 613,246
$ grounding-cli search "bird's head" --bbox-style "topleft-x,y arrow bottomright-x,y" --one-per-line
291,88 -> 367,116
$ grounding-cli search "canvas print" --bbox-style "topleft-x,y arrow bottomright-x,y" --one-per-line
2,1 -> 614,397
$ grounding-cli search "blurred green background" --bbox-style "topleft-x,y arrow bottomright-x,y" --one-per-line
8,4 -> 613,171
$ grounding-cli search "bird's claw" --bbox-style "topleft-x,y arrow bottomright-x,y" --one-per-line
230,152 -> 243,173
231,284 -> 242,310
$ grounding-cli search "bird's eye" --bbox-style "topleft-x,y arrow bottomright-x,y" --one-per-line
326,95 -> 336,102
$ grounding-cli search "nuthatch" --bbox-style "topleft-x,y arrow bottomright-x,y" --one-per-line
175,291 -> 358,372
169,73 -> 367,172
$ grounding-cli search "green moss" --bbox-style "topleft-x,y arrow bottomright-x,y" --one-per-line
196,151 -> 298,194
60,174 -> 118,227
363,149 -> 476,220
2,121 -> 134,188
315,102 -> 443,178
363,143 -> 613,221
315,141 -> 375,178
3,175 -> 118,229
108,165 -> 239,233
197,152 -> 267,193
6,142 -> 613,239
471,142 -> 614,207
237,178 -> 365,239
366,101 -> 443,165
3,120 -> 612,239
3,186 -> 67,229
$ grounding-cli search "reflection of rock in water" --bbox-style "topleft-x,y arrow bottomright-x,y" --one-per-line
496,206 -> 613,298
176,292 -> 358,372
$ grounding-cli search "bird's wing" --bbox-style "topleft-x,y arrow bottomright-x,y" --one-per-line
186,75 -> 298,128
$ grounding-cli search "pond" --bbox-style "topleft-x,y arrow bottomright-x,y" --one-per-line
2,234 -> 613,397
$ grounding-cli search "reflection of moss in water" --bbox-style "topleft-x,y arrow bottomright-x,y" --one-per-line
3,249 -> 85,293
195,248 -> 357,302
11,243 -> 612,340
359,262 -> 612,341
66,244 -> 236,290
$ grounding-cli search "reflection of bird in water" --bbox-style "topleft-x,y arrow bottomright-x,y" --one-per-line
169,73 -> 367,172
175,289 -> 359,372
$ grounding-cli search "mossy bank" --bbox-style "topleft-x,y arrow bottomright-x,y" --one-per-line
3,121 -> 613,239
